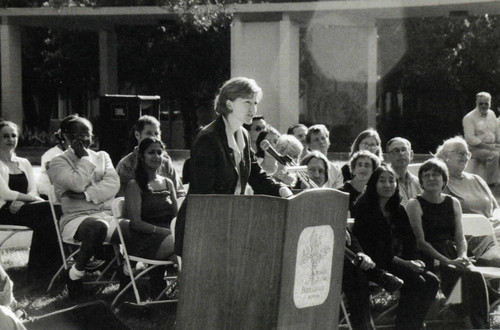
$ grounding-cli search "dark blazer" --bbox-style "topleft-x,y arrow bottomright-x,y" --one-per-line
352,202 -> 418,269
175,116 -> 285,255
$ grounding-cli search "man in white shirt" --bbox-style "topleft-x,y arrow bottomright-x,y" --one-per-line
463,92 -> 500,185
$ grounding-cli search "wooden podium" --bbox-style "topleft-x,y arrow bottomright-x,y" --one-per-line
176,188 -> 349,329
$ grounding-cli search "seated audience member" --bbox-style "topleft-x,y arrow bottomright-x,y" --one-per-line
463,91 -> 500,185
341,128 -> 383,182
122,137 -> 177,293
272,134 -> 303,186
47,117 -> 120,298
37,114 -> 79,198
385,137 -> 422,206
0,121 -> 59,279
339,150 -> 381,216
296,150 -> 329,188
435,136 -> 500,266
406,159 -> 489,328
353,164 -> 439,330
116,115 -> 184,198
306,124 -> 343,188
0,264 -> 26,330
243,115 -> 266,152
287,124 -> 308,159
255,126 -> 280,175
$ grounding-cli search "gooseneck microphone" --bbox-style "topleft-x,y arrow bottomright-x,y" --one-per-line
260,140 -> 291,166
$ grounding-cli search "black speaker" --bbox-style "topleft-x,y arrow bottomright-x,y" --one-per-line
98,95 -> 160,165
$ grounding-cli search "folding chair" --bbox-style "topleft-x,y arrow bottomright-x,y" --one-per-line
0,225 -> 32,264
111,197 -> 178,308
461,213 -> 500,318
46,186 -> 121,292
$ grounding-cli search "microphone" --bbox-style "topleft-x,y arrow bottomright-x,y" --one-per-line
260,140 -> 292,165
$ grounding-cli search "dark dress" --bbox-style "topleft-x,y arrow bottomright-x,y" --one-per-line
341,164 -> 352,183
417,195 -> 489,328
353,200 -> 439,330
0,173 -> 60,278
123,189 -> 175,259
339,181 -> 361,215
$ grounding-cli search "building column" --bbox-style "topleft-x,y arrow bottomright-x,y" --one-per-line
1,23 -> 23,127
278,14 -> 300,132
366,24 -> 378,129
231,14 -> 299,133
99,28 -> 118,96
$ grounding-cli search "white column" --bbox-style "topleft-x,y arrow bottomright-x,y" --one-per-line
99,28 -> 118,96
366,23 -> 378,129
278,14 -> 300,132
0,23 -> 23,128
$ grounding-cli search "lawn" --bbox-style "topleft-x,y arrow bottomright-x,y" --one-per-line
3,248 -> 176,329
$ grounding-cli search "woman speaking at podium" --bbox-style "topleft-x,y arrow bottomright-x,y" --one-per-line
175,77 -> 293,256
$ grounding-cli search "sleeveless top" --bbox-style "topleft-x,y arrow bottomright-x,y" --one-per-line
417,195 -> 458,259
140,189 -> 175,228
2,173 -> 28,210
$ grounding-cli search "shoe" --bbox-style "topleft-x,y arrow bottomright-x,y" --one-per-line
84,256 -> 106,272
65,269 -> 84,299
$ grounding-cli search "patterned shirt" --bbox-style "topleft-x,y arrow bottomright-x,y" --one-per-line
397,171 -> 422,206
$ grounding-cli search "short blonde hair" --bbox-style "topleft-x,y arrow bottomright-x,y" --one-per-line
214,77 -> 263,117
275,134 -> 303,160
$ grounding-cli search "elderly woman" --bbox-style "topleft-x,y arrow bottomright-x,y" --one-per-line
435,136 -> 500,266
340,150 -> 381,216
0,121 -> 59,279
406,158 -> 489,329
272,134 -> 303,186
341,128 -> 383,182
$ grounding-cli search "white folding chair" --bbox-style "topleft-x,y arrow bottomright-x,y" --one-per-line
46,186 -> 120,292
461,213 -> 500,319
111,197 -> 178,308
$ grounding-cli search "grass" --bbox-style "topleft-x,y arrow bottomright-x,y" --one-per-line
3,248 -> 176,329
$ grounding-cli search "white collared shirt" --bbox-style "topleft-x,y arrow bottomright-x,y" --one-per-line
222,116 -> 246,195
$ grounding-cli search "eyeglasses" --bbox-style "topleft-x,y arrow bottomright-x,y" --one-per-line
478,103 -> 489,106
449,150 -> 471,158
389,147 -> 409,155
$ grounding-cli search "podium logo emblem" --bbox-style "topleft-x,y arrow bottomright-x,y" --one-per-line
293,225 -> 334,309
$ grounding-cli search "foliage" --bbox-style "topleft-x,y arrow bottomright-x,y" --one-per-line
378,15 -> 500,153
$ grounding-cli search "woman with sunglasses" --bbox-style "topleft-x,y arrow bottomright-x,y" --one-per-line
435,136 -> 500,267
255,126 -> 281,175
341,128 -> 383,182
0,121 -> 60,279
353,164 -> 439,330
406,158 -> 489,328
175,77 -> 292,256
37,114 -> 79,199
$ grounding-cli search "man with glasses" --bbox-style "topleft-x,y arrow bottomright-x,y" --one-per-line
463,91 -> 500,185
385,137 -> 421,205
243,115 -> 266,152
